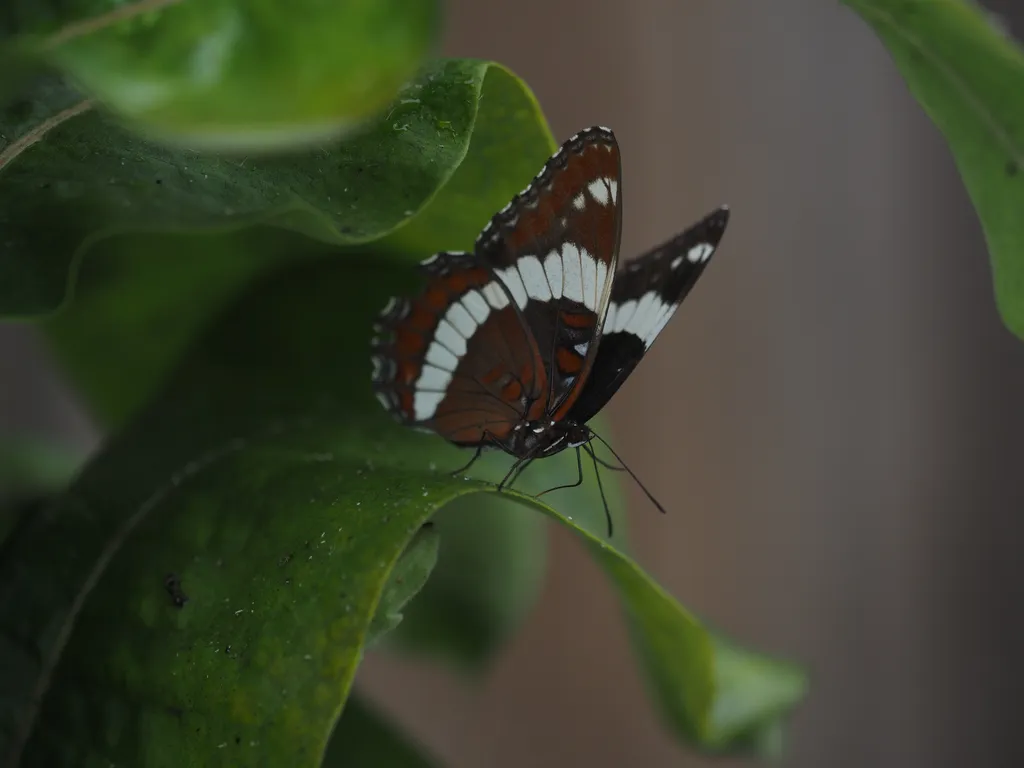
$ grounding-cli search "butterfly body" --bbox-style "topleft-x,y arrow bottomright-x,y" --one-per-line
506,417 -> 593,459
370,126 -> 729,528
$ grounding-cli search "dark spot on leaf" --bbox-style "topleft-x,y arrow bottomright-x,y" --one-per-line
1007,160 -> 1019,177
164,573 -> 189,607
278,553 -> 293,566
155,178 -> 163,184
235,736 -> 241,745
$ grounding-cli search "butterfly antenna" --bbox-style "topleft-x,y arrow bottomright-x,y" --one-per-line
589,432 -> 667,516
581,443 -> 614,537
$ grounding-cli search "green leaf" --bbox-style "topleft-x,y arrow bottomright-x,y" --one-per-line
0,0 -> 440,151
0,257 -> 805,765
841,0 -> 1024,339
0,435 -> 84,502
1,58 -> 551,323
367,522 -> 440,644
382,493 -> 548,671
0,57 -> 553,417
6,59 -> 557,676
0,58 -> 487,320
322,695 -> 439,768
0,435 -> 85,544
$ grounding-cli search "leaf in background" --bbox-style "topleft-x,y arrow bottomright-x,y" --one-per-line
842,0 -> 1024,339
0,0 -> 440,150
0,435 -> 85,544
382,493 -> 549,671
322,695 -> 439,768
0,435 -> 84,503
367,522 -> 440,644
0,256 -> 805,765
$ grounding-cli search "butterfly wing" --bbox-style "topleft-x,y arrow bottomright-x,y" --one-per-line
565,205 -> 730,426
474,126 -> 622,421
371,126 -> 624,448
371,250 -> 549,446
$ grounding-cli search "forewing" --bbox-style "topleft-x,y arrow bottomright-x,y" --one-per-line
371,251 -> 548,446
474,126 -> 623,420
566,205 -> 730,425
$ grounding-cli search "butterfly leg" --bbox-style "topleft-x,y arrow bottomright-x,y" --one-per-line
501,458 -> 535,491
583,443 -> 614,538
536,447 -> 585,498
448,442 -> 486,477
497,456 -> 530,492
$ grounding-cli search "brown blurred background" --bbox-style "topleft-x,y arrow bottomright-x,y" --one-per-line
5,1 -> 1024,766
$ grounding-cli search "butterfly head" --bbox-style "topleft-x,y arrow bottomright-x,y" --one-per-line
510,418 -> 592,459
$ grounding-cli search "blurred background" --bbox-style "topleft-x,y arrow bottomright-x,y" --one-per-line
4,1 -> 1024,766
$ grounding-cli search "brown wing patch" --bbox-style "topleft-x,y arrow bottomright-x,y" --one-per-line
430,303 -> 549,443
372,253 -> 551,446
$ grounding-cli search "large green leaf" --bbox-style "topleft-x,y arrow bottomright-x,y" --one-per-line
0,0 -> 439,150
0,58 -> 512,321
0,434 -> 440,768
842,0 -> 1024,339
0,256 -> 805,766
0,57 -> 554,424
3,57 -> 557,683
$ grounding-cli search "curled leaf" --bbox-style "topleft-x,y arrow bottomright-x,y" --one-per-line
1,0 -> 440,150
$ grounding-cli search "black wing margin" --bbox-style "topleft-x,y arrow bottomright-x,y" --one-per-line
565,205 -> 730,425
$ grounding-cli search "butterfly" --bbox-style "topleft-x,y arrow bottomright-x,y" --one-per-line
370,126 -> 729,535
